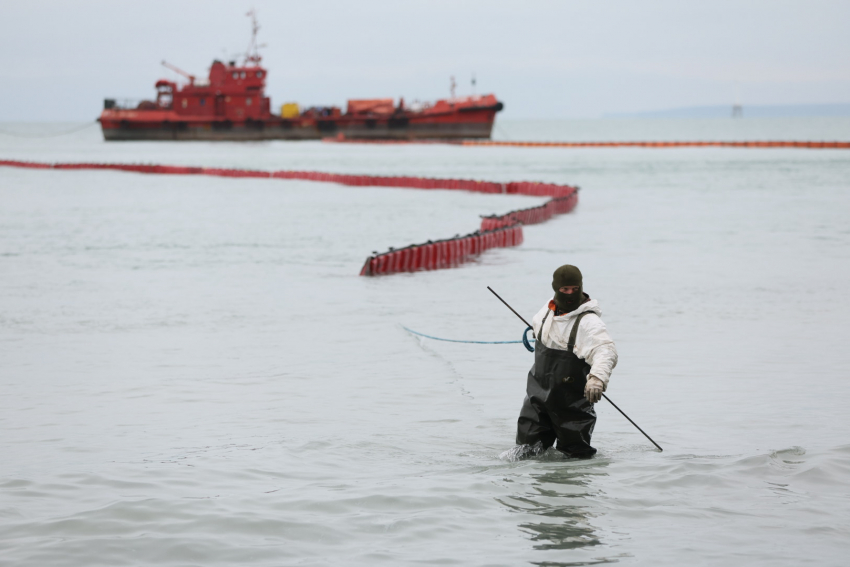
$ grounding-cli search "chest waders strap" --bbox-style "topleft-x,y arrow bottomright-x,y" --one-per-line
537,309 -> 597,353
567,311 -> 596,353
536,309 -> 551,342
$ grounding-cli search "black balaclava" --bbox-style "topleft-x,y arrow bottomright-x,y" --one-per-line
552,264 -> 583,313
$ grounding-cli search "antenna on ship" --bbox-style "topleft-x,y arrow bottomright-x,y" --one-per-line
244,9 -> 265,66
471,73 -> 476,95
450,76 -> 457,99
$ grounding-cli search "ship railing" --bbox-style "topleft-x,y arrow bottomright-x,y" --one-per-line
103,98 -> 160,111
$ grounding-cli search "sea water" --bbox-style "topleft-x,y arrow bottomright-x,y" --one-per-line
2,118 -> 849,566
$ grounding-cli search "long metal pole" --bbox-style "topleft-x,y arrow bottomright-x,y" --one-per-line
600,394 -> 663,452
487,286 -> 663,452
487,286 -> 533,327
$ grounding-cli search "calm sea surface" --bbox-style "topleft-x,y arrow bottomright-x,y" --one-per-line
2,118 -> 849,566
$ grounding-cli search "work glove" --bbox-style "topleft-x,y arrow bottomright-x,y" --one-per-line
584,376 -> 605,404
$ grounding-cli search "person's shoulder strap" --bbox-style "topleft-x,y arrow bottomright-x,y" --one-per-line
567,311 -> 597,353
535,309 -> 552,342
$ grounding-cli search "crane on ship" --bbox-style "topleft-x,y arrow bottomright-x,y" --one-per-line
161,61 -> 195,85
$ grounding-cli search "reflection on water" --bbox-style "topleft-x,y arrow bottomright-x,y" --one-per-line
499,451 -> 616,564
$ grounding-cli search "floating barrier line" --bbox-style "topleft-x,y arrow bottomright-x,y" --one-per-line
0,158 -> 580,277
402,326 -> 523,344
323,138 -> 850,150
463,140 -> 850,149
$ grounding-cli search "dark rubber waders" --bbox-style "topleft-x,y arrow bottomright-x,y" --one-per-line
516,310 -> 598,458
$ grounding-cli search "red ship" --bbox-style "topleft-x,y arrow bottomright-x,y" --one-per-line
99,13 -> 503,142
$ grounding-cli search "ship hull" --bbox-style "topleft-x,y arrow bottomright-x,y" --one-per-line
101,120 -> 494,141
99,105 -> 500,142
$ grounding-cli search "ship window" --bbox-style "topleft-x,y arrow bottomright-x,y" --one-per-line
246,97 -> 252,106
182,99 -> 188,108
232,72 -> 238,79
256,71 -> 263,78
240,71 -> 246,79
199,98 -> 206,106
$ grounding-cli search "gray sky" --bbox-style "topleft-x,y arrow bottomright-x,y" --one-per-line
2,0 -> 849,121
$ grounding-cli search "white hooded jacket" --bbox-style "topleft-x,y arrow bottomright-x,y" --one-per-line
531,297 -> 618,387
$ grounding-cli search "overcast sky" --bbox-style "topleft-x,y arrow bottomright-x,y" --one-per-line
2,0 -> 849,121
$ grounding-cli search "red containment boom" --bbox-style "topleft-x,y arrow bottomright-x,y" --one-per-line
0,159 -> 576,277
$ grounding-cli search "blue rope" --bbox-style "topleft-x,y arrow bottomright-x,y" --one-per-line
522,326 -> 535,352
403,325 -> 535,351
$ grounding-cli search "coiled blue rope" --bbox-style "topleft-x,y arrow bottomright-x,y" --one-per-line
521,326 -> 535,352
403,325 -> 536,352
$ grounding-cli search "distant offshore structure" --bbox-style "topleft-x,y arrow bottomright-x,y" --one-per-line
731,103 -> 743,118
98,12 -> 502,141
732,83 -> 743,118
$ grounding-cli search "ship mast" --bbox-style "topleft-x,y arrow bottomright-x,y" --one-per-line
243,9 -> 264,66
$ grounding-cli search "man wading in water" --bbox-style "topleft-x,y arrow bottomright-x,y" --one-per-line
515,265 -> 618,459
